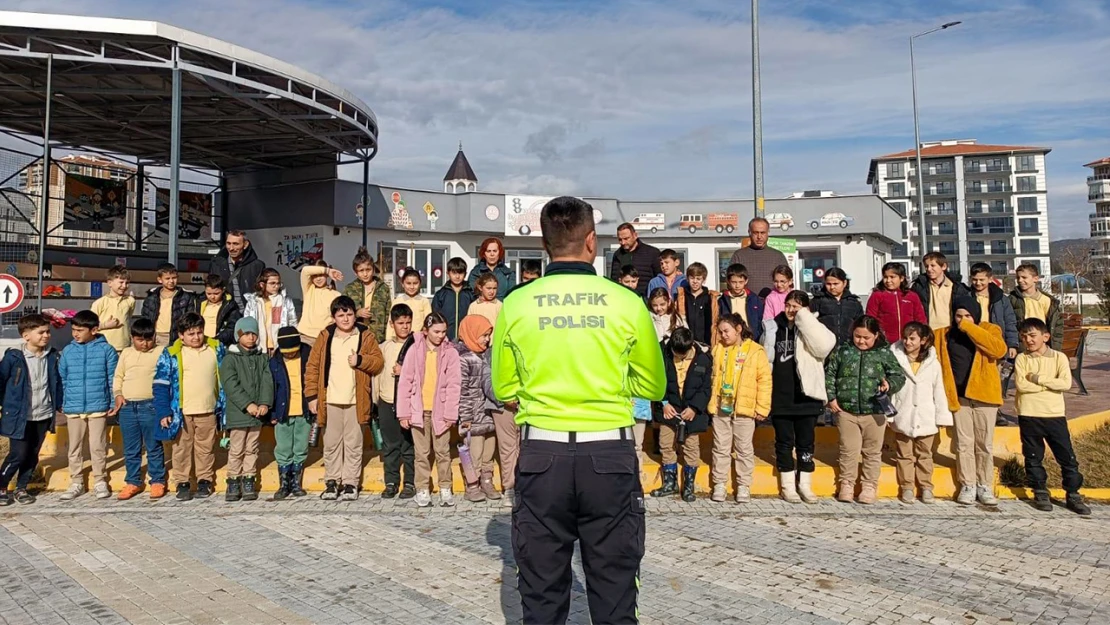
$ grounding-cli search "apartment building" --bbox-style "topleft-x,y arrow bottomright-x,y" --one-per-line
1088,157 -> 1110,262
867,139 -> 1052,280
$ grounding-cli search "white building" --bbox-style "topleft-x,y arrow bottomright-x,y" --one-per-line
867,139 -> 1052,280
1087,156 -> 1110,262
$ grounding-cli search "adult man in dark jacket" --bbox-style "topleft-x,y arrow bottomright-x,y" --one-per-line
728,218 -> 788,297
209,230 -> 266,309
609,223 -> 661,297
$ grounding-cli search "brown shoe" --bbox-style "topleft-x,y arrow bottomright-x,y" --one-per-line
149,483 -> 167,499
857,485 -> 877,505
836,482 -> 854,503
480,476 -> 502,500
464,484 -> 486,503
117,484 -> 142,501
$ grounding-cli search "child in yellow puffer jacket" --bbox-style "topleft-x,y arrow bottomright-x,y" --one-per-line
708,313 -> 771,504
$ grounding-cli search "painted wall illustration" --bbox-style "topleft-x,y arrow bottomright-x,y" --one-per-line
63,173 -> 128,234
275,232 -> 324,270
387,191 -> 413,230
153,188 -> 213,241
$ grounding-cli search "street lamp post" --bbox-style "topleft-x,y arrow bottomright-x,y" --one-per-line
752,0 -> 764,218
910,20 -> 961,261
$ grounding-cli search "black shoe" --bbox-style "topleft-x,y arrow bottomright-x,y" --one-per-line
651,464 -> 679,498
290,464 -> 307,497
341,484 -> 358,501
681,466 -> 698,502
0,491 -> 10,506
196,480 -> 214,498
273,465 -> 291,501
382,483 -> 399,499
321,480 -> 339,500
398,484 -> 416,499
241,476 -> 258,501
1031,489 -> 1053,512
1066,493 -> 1092,516
13,489 -> 35,505
175,482 -> 193,501
225,477 -> 242,502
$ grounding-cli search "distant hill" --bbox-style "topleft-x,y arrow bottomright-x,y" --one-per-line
1050,238 -> 1096,258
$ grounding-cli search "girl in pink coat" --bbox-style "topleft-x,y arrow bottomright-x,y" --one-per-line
866,262 -> 928,343
397,312 -> 462,508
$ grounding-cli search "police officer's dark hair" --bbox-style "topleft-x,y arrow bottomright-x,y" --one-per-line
423,311 -> 448,330
540,196 -> 594,257
130,317 -> 156,340
717,312 -> 753,341
390,303 -> 413,322
330,295 -> 357,316
620,265 -> 638,280
71,310 -> 100,330
446,257 -> 468,274
668,327 -> 695,355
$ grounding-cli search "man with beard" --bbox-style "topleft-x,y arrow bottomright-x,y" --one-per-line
609,223 -> 661,298
209,230 -> 266,310
729,217 -> 788,297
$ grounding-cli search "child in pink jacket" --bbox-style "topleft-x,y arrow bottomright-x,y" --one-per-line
397,312 -> 461,508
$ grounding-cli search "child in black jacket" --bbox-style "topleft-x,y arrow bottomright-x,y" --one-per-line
651,327 -> 712,502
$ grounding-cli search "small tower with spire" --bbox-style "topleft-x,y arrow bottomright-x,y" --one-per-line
444,141 -> 477,194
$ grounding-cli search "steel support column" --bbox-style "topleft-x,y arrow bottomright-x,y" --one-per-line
361,155 -> 369,248
168,57 -> 182,265
34,54 -> 52,312
751,0 -> 765,218
134,163 -> 145,251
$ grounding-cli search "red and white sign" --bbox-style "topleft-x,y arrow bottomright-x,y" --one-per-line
0,274 -> 25,314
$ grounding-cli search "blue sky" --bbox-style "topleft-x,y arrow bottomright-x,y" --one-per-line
2,0 -> 1107,239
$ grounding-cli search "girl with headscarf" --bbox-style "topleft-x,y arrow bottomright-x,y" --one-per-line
455,315 -> 499,502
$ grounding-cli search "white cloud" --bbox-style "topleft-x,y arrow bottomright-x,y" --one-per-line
0,0 -> 1106,239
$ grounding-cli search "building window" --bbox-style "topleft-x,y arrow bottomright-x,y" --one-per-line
1016,154 -> 1036,172
1020,239 -> 1041,255
1017,176 -> 1036,192
991,260 -> 1009,275
889,201 -> 907,216
888,182 -> 906,197
990,240 -> 1009,255
887,162 -> 903,178
1022,259 -> 1043,275
504,249 -> 548,284
970,180 -> 982,192
969,241 -> 985,255
965,159 -> 980,172
1018,197 -> 1039,213
1019,218 -> 1039,234
940,242 -> 957,255
379,244 -> 449,297
938,222 -> 956,235
987,158 -> 1005,172
969,200 -> 983,213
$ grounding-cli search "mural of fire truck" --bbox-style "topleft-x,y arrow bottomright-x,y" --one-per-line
680,212 -> 738,234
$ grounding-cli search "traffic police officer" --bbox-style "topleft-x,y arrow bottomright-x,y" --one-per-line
492,196 -> 665,624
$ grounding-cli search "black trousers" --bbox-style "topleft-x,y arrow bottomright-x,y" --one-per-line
0,419 -> 52,490
376,400 -> 414,487
1019,416 -> 1084,493
771,413 -> 817,473
513,435 -> 645,625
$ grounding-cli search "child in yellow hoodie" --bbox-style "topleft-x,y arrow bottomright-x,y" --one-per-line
708,313 -> 771,504
1013,318 -> 1090,515
297,260 -> 342,346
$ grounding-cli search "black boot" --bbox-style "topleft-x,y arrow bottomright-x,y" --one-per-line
291,464 -> 307,497
681,465 -> 698,502
1031,489 -> 1053,512
651,464 -> 679,497
196,480 -> 214,498
241,476 -> 258,501
1066,492 -> 1092,516
382,483 -> 399,499
273,466 -> 290,501
175,482 -> 193,501
225,477 -> 242,502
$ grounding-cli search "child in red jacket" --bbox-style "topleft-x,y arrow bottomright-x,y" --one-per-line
866,262 -> 927,344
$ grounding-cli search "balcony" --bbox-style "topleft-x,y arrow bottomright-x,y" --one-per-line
1088,173 -> 1110,183
967,205 -> 1014,215
964,164 -> 1011,175
967,226 -> 1015,236
921,168 -> 956,179
969,248 -> 1016,256
923,187 -> 957,197
910,208 -> 957,217
1089,179 -> 1110,202
966,185 -> 1012,194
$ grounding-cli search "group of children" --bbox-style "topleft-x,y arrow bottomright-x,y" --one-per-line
620,249 -> 1088,514
0,244 -> 1089,513
0,246 -> 541,508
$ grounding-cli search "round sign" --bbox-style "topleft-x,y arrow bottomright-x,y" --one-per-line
433,267 -> 442,278
391,191 -> 401,203
814,268 -> 825,279
0,274 -> 25,314
485,204 -> 500,221
397,269 -> 405,278
593,209 -> 603,224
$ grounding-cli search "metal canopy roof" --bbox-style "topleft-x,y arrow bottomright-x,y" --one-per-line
0,11 -> 379,171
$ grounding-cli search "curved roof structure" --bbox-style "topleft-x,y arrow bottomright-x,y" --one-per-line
0,10 -> 378,171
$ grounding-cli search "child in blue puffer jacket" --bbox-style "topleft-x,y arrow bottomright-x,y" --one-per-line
58,310 -> 120,501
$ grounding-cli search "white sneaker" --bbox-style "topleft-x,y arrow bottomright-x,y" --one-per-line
59,483 -> 85,501
710,484 -> 726,502
502,488 -> 515,508
920,488 -> 935,504
956,485 -> 976,505
93,482 -> 111,500
976,485 -> 998,506
734,485 -> 751,504
414,489 -> 432,507
439,488 -> 455,507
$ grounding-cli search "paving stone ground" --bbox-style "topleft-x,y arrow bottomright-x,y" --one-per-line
1,494 -> 1109,624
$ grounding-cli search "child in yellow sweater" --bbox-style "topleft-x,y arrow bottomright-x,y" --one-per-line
708,313 -> 771,504
468,273 -> 503,327
91,264 -> 135,352
297,260 -> 343,346
388,267 -> 431,340
1014,318 -> 1089,515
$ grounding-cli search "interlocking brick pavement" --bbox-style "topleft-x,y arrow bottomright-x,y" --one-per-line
1,494 -> 1109,624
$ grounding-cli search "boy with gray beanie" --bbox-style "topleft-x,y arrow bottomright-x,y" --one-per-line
219,317 -> 274,501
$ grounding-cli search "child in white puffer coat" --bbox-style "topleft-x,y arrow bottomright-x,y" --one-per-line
890,321 -> 953,505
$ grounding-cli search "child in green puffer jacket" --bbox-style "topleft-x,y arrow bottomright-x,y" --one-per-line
219,317 -> 274,502
826,314 -> 905,505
